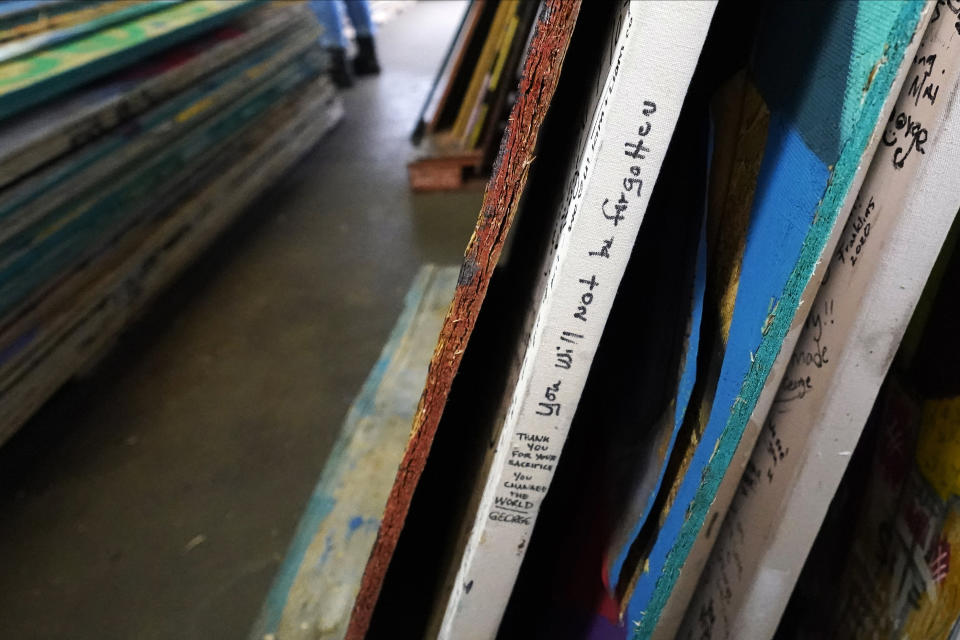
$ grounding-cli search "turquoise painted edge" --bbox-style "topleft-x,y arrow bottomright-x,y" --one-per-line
0,33 -> 292,227
249,266 -> 440,638
632,1 -> 927,636
0,53 -> 322,317
0,1 -> 181,65
0,0 -> 261,122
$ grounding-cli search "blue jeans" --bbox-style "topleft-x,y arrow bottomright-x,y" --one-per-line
309,0 -> 375,49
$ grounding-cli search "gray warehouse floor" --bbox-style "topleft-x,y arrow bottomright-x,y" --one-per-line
0,3 -> 479,638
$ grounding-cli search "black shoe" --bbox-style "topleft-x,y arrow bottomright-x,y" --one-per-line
328,47 -> 354,88
353,35 -> 381,75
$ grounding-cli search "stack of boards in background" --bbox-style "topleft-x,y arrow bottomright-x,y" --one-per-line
313,1 -> 960,639
407,0 -> 538,191
0,0 -> 343,445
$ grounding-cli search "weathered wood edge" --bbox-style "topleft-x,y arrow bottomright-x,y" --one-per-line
344,2 -> 581,637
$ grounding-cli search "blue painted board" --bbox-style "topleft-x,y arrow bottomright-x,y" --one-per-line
623,2 -> 928,636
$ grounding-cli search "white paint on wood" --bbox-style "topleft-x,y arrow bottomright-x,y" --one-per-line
436,3 -> 717,638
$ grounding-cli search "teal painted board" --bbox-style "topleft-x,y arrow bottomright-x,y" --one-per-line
0,27 -> 320,247
0,76 -> 342,442
0,0 -> 259,121
249,265 -> 459,640
0,1 -> 108,34
0,1 -> 177,64
618,2 -> 931,637
0,3 -> 308,188
0,50 -> 324,323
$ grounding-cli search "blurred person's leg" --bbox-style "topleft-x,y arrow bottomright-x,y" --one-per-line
309,0 -> 353,87
343,0 -> 381,76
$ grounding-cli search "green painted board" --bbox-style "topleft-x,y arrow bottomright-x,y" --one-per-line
0,50 -> 323,319
0,1 -> 178,64
0,0 -> 258,121
0,3 -> 310,188
0,77 -> 342,441
0,27 -> 321,247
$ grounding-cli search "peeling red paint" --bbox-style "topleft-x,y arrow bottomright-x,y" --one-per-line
344,2 -> 581,637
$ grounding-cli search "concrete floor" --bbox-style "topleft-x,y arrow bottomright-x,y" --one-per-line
0,3 -> 480,638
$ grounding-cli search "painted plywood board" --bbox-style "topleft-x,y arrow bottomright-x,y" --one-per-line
0,0 -> 174,64
0,76 -> 342,442
679,11 -> 960,638
344,3 -> 582,637
0,1 -> 115,42
0,0 -> 257,120
0,3 -> 306,188
618,3 -> 932,637
436,3 -> 716,637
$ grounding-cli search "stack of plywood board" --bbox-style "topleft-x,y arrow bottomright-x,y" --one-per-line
0,0 -> 343,444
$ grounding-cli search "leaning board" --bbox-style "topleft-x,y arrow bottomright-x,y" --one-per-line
679,12 -> 960,638
249,265 -> 459,640
345,2 -> 582,637
626,3 -> 932,636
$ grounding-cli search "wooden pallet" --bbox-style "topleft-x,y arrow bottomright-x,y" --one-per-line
407,148 -> 483,192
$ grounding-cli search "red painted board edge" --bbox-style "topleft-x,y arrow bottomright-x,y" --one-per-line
344,2 -> 582,637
